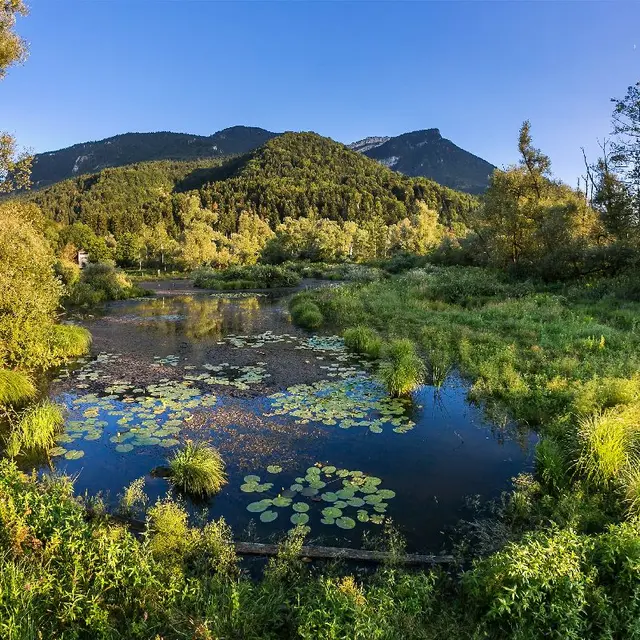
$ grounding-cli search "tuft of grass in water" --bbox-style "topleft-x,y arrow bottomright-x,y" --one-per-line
378,339 -> 425,397
0,370 -> 35,407
8,400 -> 64,456
577,409 -> 636,488
290,300 -> 324,330
118,477 -> 148,517
343,326 -> 382,358
48,324 -> 92,359
168,441 -> 227,497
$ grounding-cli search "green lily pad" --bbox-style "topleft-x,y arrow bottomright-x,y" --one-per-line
292,502 -> 309,513
347,497 -> 365,507
272,496 -> 292,508
244,475 -> 261,483
266,465 -> 282,474
301,487 -> 318,497
322,506 -> 342,518
260,510 -> 278,523
290,513 -> 310,525
50,446 -> 66,457
321,492 -> 338,502
357,510 -> 369,522
115,444 -> 134,453
290,483 -> 303,492
247,500 -> 272,513
336,517 -> 356,530
320,517 -> 336,525
376,489 -> 396,499
241,483 -> 259,493
322,465 -> 337,474
64,449 -> 84,460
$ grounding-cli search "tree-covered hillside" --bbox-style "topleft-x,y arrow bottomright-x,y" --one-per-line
28,132 -> 476,239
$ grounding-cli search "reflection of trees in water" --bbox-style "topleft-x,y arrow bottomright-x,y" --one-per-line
134,295 -> 263,340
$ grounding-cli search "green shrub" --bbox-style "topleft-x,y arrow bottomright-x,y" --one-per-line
168,441 -> 227,496
464,528 -> 589,640
7,400 -> 64,456
0,370 -> 35,407
118,477 -> 148,518
193,264 -> 300,290
66,263 -> 149,307
47,324 -> 92,360
378,339 -> 424,397
146,497 -> 192,561
290,300 -> 324,329
343,325 -> 382,358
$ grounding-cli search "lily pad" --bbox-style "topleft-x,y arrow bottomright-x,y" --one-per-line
115,444 -> 134,453
272,496 -> 292,508
64,449 -> 84,460
247,500 -> 272,513
49,446 -> 66,457
292,502 -> 309,513
266,465 -> 282,474
322,506 -> 342,518
260,510 -> 278,523
290,513 -> 309,525
336,516 -> 356,530
320,517 -> 336,525
321,492 -> 338,503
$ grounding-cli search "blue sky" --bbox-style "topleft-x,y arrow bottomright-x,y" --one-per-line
1,1 -> 638,185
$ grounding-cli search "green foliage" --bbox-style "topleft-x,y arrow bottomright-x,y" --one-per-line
0,370 -> 35,407
0,201 -> 64,369
464,528 -> 589,640
146,497 -> 192,561
193,264 -> 300,289
168,441 -> 227,497
343,326 -> 382,359
290,299 -> 324,330
378,339 -> 424,397
535,437 -> 569,492
47,324 -> 92,360
65,262 -> 148,307
7,400 -> 64,455
118,477 -> 148,518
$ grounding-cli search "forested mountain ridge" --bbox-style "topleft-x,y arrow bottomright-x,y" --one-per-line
349,128 -> 496,194
27,132 -> 476,238
28,127 -> 494,194
29,126 -> 278,188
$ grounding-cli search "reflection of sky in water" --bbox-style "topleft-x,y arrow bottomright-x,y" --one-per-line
50,291 -> 536,552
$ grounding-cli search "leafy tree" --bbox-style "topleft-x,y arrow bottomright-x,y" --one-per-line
0,0 -> 28,79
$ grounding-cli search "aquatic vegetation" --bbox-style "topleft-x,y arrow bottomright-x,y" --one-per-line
267,377 -> 415,434
47,324 -> 92,359
378,339 -> 425,397
343,326 -> 382,359
7,400 -> 64,456
0,369 -> 35,407
118,478 -> 149,517
242,463 -> 396,531
168,441 -> 228,497
193,265 -> 300,290
184,362 -> 270,389
290,299 -> 324,329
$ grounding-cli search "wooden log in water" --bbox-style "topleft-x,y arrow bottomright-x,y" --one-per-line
234,541 -> 455,565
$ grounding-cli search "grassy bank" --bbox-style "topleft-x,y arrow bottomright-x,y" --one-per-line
193,264 -> 301,290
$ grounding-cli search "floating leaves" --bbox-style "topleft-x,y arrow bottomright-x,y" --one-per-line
184,363 -> 270,390
266,465 -> 282,474
267,377 -> 415,434
243,463 -> 394,531
260,510 -> 278,523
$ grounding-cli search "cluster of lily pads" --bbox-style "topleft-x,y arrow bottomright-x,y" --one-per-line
242,463 -> 395,530
221,332 -> 347,354
266,377 -> 415,434
152,354 -> 181,367
209,292 -> 267,299
53,379 -> 217,459
52,352 -> 121,387
183,363 -> 270,389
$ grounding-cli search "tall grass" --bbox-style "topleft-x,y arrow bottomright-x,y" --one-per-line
577,409 -> 637,488
48,324 -> 92,359
168,441 -> 227,496
378,339 -> 425,397
343,325 -> 382,358
7,400 -> 64,456
0,370 -> 35,407
290,300 -> 324,330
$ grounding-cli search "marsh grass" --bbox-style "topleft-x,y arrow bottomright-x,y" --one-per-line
168,441 -> 227,497
118,477 -> 148,517
290,300 -> 324,329
343,325 -> 382,358
48,324 -> 92,359
378,339 -> 425,397
9,401 -> 64,455
0,370 -> 35,407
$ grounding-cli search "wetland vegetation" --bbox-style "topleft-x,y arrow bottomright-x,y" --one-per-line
2,5 -> 640,635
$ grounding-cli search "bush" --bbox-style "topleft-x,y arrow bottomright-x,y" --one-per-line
193,264 -> 300,290
378,339 -> 424,397
168,441 -> 227,497
343,325 -> 382,358
464,528 -> 589,640
66,263 -> 149,307
0,370 -> 35,407
290,300 -> 324,329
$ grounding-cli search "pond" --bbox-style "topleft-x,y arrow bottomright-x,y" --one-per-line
47,282 -> 536,552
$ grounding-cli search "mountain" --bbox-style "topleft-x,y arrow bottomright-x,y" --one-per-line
29,126 -> 278,188
348,129 -> 495,194
28,132 -> 476,238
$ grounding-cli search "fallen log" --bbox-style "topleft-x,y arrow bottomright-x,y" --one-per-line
234,541 -> 455,565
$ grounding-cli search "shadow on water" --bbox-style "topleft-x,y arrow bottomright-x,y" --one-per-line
45,283 -> 536,553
